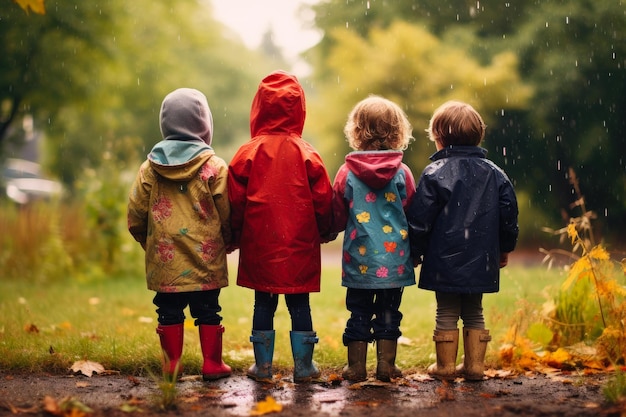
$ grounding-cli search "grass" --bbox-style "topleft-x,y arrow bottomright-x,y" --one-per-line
0,246 -> 565,376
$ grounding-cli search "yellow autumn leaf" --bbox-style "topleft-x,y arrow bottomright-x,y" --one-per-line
250,396 -> 282,416
588,245 -> 610,261
544,347 -> 571,367
566,222 -> 578,244
13,0 -> 45,14
561,257 -> 591,290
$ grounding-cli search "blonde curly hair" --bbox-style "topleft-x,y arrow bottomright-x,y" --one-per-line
344,95 -> 413,151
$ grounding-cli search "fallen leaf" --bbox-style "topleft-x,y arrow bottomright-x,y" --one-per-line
250,396 -> 282,416
405,372 -> 434,382
70,360 -> 105,377
24,323 -> 39,333
435,384 -> 455,402
43,395 -> 61,416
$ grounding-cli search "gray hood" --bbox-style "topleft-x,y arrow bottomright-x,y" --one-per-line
159,88 -> 213,145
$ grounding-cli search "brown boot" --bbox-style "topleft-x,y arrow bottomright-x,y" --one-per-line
376,339 -> 402,382
457,328 -> 491,381
427,329 -> 459,381
342,341 -> 368,382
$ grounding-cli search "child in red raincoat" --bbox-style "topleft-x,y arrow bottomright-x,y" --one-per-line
228,70 -> 333,383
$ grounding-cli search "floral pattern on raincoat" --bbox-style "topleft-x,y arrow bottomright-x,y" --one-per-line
228,71 -> 333,294
331,150 -> 416,289
128,140 -> 231,293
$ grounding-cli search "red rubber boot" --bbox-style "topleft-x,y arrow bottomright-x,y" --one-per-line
199,324 -> 232,381
156,324 -> 184,379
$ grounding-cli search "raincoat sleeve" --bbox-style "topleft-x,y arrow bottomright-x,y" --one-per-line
127,161 -> 153,248
210,159 -> 232,247
330,165 -> 349,235
407,171 -> 443,262
227,155 -> 249,248
498,178 -> 519,253
401,164 -> 416,211
307,151 -> 334,240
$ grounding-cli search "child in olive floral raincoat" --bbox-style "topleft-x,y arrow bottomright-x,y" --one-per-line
127,88 -> 232,381
330,95 -> 416,382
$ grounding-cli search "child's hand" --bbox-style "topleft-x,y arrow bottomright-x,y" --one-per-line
499,252 -> 509,268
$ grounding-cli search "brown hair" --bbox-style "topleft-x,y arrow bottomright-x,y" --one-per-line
427,100 -> 486,147
344,95 -> 413,151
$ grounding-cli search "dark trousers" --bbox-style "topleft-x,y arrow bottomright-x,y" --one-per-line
343,287 -> 403,345
153,289 -> 222,326
252,291 -> 313,332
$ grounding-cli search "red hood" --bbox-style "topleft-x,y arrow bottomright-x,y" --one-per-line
250,71 -> 305,137
345,151 -> 404,189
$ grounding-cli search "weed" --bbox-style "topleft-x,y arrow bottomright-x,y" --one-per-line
603,367 -> 626,405
148,368 -> 179,411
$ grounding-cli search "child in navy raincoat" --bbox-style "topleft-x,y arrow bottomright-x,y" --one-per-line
407,100 -> 519,381
330,95 -> 416,382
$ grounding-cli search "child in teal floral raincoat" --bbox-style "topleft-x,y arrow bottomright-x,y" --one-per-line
330,95 -> 416,382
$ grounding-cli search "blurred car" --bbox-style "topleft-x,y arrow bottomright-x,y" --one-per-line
2,158 -> 63,204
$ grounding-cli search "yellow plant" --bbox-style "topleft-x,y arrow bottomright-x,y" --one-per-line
501,168 -> 626,370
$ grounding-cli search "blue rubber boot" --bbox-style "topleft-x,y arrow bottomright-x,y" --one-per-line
247,330 -> 275,382
290,331 -> 321,383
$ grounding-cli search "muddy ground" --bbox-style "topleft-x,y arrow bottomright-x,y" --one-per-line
1,369 -> 624,417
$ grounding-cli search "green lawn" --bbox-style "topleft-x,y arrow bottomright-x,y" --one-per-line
0,250 -> 565,376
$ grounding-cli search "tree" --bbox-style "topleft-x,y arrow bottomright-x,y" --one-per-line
307,0 -> 626,243
1,0 -> 269,188
308,20 -> 531,182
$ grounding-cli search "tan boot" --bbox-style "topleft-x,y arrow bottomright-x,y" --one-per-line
458,328 -> 491,381
342,341 -> 368,382
427,329 -> 459,381
376,339 -> 402,382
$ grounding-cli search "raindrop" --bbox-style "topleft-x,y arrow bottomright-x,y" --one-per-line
548,185 -> 552,192
545,22 -> 549,28
366,1 -> 370,9
501,109 -> 505,116
565,16 -> 570,24
502,147 -> 507,156
557,160 -> 561,170
605,208 -> 608,217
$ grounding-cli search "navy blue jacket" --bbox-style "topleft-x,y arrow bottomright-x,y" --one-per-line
407,146 -> 518,294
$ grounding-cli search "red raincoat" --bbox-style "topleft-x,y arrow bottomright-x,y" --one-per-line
228,71 -> 333,294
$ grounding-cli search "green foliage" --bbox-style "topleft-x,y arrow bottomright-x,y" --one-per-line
309,20 -> 532,175
1,0 -> 269,190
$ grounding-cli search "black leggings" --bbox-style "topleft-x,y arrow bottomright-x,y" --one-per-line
153,290 -> 222,326
252,291 -> 313,332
